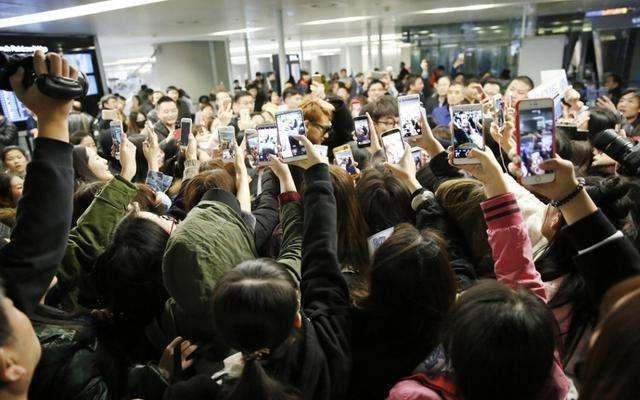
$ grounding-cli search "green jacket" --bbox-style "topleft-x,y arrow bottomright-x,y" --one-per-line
158,197 -> 302,349
49,176 -> 138,310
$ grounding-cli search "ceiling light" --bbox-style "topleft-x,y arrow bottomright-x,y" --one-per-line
489,25 -> 501,29
419,30 -> 429,34
0,0 -> 168,29
104,57 -> 156,67
471,26 -> 484,31
209,27 -> 264,36
299,16 -> 372,26
416,3 -> 511,15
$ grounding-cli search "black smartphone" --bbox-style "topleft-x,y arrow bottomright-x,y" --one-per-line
180,118 -> 191,147
354,115 -> 371,147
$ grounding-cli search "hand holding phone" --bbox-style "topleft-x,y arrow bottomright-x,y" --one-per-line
398,94 -> 423,139
109,120 -> 123,160
257,123 -> 278,166
218,126 -> 236,163
381,128 -> 405,164
180,118 -> 192,148
354,115 -> 371,147
333,144 -> 359,175
275,109 -> 307,162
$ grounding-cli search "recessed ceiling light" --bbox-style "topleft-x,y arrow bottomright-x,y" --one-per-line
209,27 -> 264,36
419,30 -> 429,34
489,25 -> 501,29
0,0 -> 168,29
299,16 -> 372,26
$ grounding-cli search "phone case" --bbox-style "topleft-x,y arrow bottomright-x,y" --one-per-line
515,99 -> 556,184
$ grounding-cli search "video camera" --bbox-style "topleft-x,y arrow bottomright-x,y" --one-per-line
590,128 -> 640,176
0,52 -> 88,100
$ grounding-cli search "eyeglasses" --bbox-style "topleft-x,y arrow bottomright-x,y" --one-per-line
311,121 -> 332,134
375,118 -> 398,129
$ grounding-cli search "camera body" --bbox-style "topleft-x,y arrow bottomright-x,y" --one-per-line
590,128 -> 640,176
0,52 -> 88,100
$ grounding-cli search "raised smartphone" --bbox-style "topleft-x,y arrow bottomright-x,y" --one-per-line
381,128 -> 404,164
275,109 -> 307,162
516,98 -> 555,185
451,104 -> 484,165
256,123 -> 278,165
354,115 -> 371,147
333,144 -> 358,175
219,126 -> 235,163
398,94 -> 423,138
180,117 -> 191,148
109,120 -> 122,160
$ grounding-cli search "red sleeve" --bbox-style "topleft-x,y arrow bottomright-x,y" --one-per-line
278,191 -> 301,207
481,193 -> 547,302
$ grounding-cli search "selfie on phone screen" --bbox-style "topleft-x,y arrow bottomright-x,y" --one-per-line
381,129 -> 404,164
257,124 -> 278,163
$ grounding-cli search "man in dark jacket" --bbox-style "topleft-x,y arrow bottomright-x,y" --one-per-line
0,113 -> 19,154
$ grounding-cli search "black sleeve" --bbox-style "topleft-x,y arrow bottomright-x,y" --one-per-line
251,169 -> 280,252
301,163 -> 351,398
416,151 -> 464,192
0,122 -> 18,146
415,193 -> 476,290
0,138 -> 73,314
564,210 -> 640,309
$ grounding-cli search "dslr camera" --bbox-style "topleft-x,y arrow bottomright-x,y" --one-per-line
0,52 -> 88,100
590,128 -> 640,176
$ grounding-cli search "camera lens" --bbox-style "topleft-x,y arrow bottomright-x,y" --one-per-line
590,129 -> 633,162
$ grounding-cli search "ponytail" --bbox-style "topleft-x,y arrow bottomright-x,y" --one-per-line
226,354 -> 300,400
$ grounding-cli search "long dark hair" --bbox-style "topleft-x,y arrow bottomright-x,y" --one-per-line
0,173 -> 18,208
329,166 -> 369,273
580,279 -> 640,399
356,224 -> 456,348
213,259 -> 301,400
445,280 -> 558,400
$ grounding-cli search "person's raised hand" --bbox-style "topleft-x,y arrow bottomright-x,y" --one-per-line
596,95 -> 617,113
268,155 -> 297,193
366,112 -> 382,155
295,134 -> 326,168
119,133 -> 137,182
385,146 -> 422,193
9,50 -> 76,142
143,128 -> 162,171
234,135 -> 248,175
217,102 -> 233,127
185,133 -> 197,162
523,155 -> 579,201
448,145 -> 508,198
310,82 -> 326,99
419,108 -> 444,156
158,337 -> 198,381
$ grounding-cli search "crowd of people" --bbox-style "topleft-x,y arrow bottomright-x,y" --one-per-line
0,49 -> 639,400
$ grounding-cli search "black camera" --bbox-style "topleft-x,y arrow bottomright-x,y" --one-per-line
590,128 -> 640,176
0,52 -> 88,100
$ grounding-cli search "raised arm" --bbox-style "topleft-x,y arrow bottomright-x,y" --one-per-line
452,147 -> 546,301
0,51 -> 76,313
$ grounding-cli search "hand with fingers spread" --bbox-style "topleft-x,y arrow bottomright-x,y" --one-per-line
143,128 -> 163,172
448,145 -> 508,198
119,133 -> 137,182
158,337 -> 198,381
217,102 -> 233,127
596,95 -> 617,114
9,50 -> 77,142
269,155 -> 297,193
385,146 -> 422,193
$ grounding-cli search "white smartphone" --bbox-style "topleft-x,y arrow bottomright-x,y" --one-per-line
256,123 -> 278,166
411,147 -> 427,169
381,128 -> 404,164
102,109 -> 119,121
180,118 -> 191,148
493,94 -> 505,131
219,126 -> 236,163
109,120 -> 123,160
275,109 -> 307,162
398,94 -> 423,138
451,104 -> 484,165
517,98 -> 555,185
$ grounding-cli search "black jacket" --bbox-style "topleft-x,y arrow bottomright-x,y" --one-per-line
0,138 -> 73,314
0,117 -> 19,153
164,163 -> 352,400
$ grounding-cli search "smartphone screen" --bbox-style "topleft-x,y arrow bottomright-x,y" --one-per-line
398,94 -> 422,138
519,104 -> 554,178
381,129 -> 404,164
245,129 -> 259,165
276,109 -> 307,160
451,105 -> 484,160
354,116 -> 370,147
411,147 -> 425,169
257,124 -> 278,164
219,126 -> 235,161
493,95 -> 505,130
180,118 -> 191,147
110,121 -> 122,160
333,145 -> 358,175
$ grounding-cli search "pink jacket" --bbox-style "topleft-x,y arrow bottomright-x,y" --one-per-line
387,193 -> 570,400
